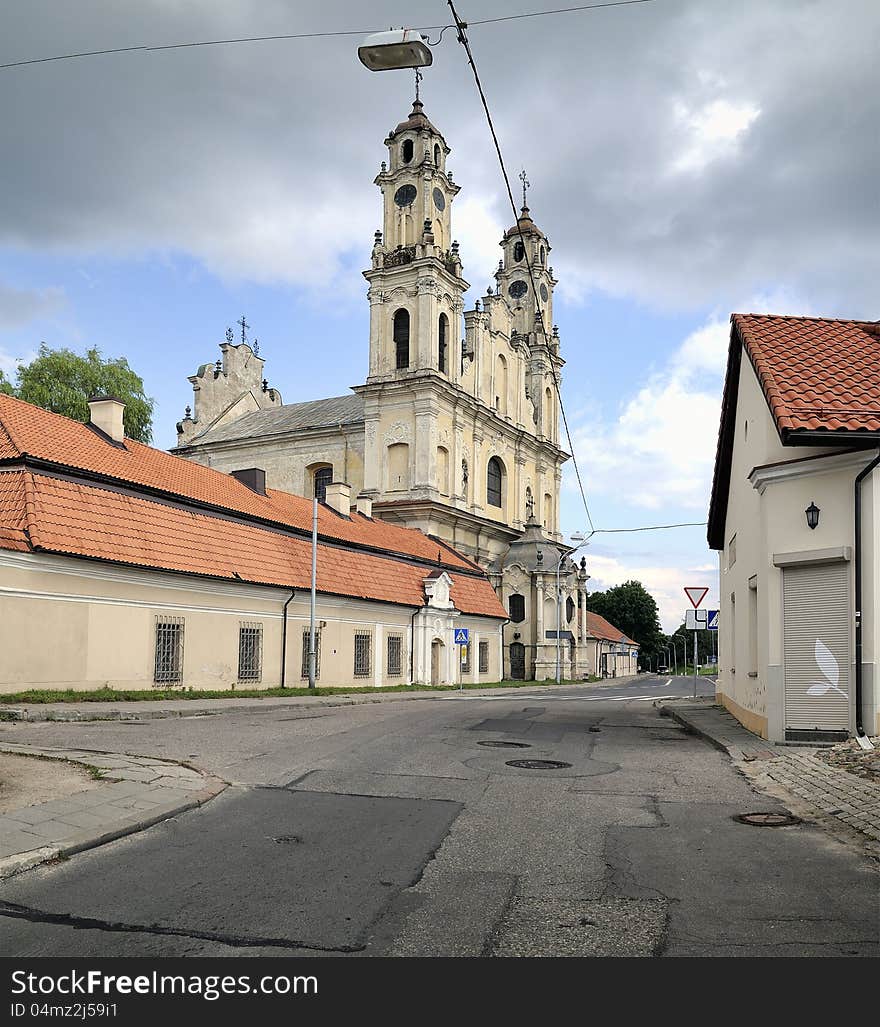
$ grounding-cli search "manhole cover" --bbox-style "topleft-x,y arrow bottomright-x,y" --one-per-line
732,812 -> 802,827
478,740 -> 532,749
505,759 -> 572,770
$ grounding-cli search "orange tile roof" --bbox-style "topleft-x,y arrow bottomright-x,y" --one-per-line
0,396 -> 506,619
585,611 -> 638,647
709,314 -> 880,550
0,392 -> 473,569
733,314 -> 880,436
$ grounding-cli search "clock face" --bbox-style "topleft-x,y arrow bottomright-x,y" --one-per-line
394,184 -> 417,207
509,280 -> 528,300
540,283 -> 549,302
432,187 -> 446,211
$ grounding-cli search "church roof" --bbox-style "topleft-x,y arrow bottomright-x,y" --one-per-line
389,100 -> 447,146
0,393 -> 506,619
504,205 -> 546,240
180,393 -> 365,448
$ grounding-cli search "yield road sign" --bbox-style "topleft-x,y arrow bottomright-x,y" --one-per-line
707,610 -> 719,631
454,628 -> 470,645
684,587 -> 709,608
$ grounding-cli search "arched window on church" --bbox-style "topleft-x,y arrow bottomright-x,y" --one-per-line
508,594 -> 525,623
544,386 -> 553,439
540,245 -> 546,265
402,139 -> 414,164
566,596 -> 575,623
437,446 -> 449,495
487,457 -> 504,509
387,443 -> 409,491
394,309 -> 410,369
312,465 -> 333,503
434,143 -> 441,167
544,492 -> 553,529
438,313 -> 448,374
514,241 -> 525,262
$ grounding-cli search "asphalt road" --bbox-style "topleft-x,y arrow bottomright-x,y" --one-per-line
1,677 -> 877,957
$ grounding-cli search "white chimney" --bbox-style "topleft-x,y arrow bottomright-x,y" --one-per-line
324,482 -> 351,516
88,396 -> 126,443
355,495 -> 373,517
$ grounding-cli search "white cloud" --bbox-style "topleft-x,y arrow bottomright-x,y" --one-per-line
572,317 -> 728,512
0,283 -> 64,329
586,550 -> 718,634
671,98 -> 761,173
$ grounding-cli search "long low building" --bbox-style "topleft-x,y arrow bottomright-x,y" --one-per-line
0,393 -> 507,692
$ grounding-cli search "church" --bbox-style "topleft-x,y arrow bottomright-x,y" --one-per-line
174,98 -> 637,681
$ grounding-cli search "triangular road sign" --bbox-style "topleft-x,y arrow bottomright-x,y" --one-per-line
684,586 -> 709,609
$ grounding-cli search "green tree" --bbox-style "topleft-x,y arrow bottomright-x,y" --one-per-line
0,369 -> 14,396
6,344 -> 154,443
669,622 -> 717,671
587,580 -> 665,670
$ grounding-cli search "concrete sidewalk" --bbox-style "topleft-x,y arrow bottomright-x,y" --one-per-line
0,744 -> 225,880
660,698 -> 880,846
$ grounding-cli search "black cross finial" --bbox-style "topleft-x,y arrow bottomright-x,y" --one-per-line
415,67 -> 422,103
519,168 -> 530,209
237,315 -> 250,344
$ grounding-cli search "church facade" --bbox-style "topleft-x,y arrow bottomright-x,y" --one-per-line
174,100 -> 612,680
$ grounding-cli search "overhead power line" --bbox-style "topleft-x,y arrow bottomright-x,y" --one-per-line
0,1 -> 658,71
447,0 -> 603,532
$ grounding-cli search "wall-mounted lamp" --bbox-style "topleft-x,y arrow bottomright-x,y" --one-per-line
805,502 -> 820,530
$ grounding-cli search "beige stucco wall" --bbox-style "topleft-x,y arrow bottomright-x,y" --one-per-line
717,349 -> 879,740
0,551 -> 502,693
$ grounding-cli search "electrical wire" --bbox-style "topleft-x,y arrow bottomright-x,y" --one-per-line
0,1 -> 658,71
447,0 -> 598,532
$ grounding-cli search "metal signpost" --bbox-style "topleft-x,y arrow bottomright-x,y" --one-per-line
454,628 -> 469,691
684,587 -> 709,699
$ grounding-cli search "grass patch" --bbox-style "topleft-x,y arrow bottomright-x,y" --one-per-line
0,678 -> 610,705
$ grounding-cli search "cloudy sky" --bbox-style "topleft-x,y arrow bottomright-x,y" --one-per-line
2,0 -> 878,630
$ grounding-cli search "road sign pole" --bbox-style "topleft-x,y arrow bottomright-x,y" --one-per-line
693,630 -> 697,699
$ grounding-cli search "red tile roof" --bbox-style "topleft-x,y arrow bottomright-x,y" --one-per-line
733,314 -> 880,436
708,314 -> 880,550
0,395 -> 506,619
585,612 -> 638,647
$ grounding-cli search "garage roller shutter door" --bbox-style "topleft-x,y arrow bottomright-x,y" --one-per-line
783,562 -> 850,732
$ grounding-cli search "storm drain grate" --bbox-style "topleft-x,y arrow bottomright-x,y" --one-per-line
478,740 -> 531,749
505,759 -> 572,770
732,812 -> 802,828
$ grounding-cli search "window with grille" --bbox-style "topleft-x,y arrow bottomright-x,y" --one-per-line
508,594 -> 525,623
314,466 -> 333,503
479,640 -> 489,674
461,643 -> 471,673
238,622 -> 262,682
301,628 -> 321,680
354,632 -> 371,677
387,634 -> 403,677
154,617 -> 184,684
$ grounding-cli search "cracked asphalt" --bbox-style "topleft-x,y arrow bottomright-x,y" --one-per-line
0,678 -> 877,957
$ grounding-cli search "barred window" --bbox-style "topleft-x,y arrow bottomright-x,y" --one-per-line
301,628 -> 321,680
479,640 -> 489,674
461,643 -> 471,673
387,634 -> 403,677
508,594 -> 525,623
154,617 -> 184,684
238,622 -> 262,682
354,632 -> 372,677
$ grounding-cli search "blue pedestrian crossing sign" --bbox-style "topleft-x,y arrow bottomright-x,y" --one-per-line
707,610 -> 719,631
454,628 -> 470,646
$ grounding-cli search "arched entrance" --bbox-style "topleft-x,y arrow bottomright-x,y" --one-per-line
431,639 -> 444,685
509,642 -> 525,680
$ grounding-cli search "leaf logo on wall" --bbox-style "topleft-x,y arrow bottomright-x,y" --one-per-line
806,640 -> 847,698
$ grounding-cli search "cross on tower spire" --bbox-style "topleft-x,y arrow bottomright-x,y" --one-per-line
237,315 -> 250,344
519,168 -> 530,209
